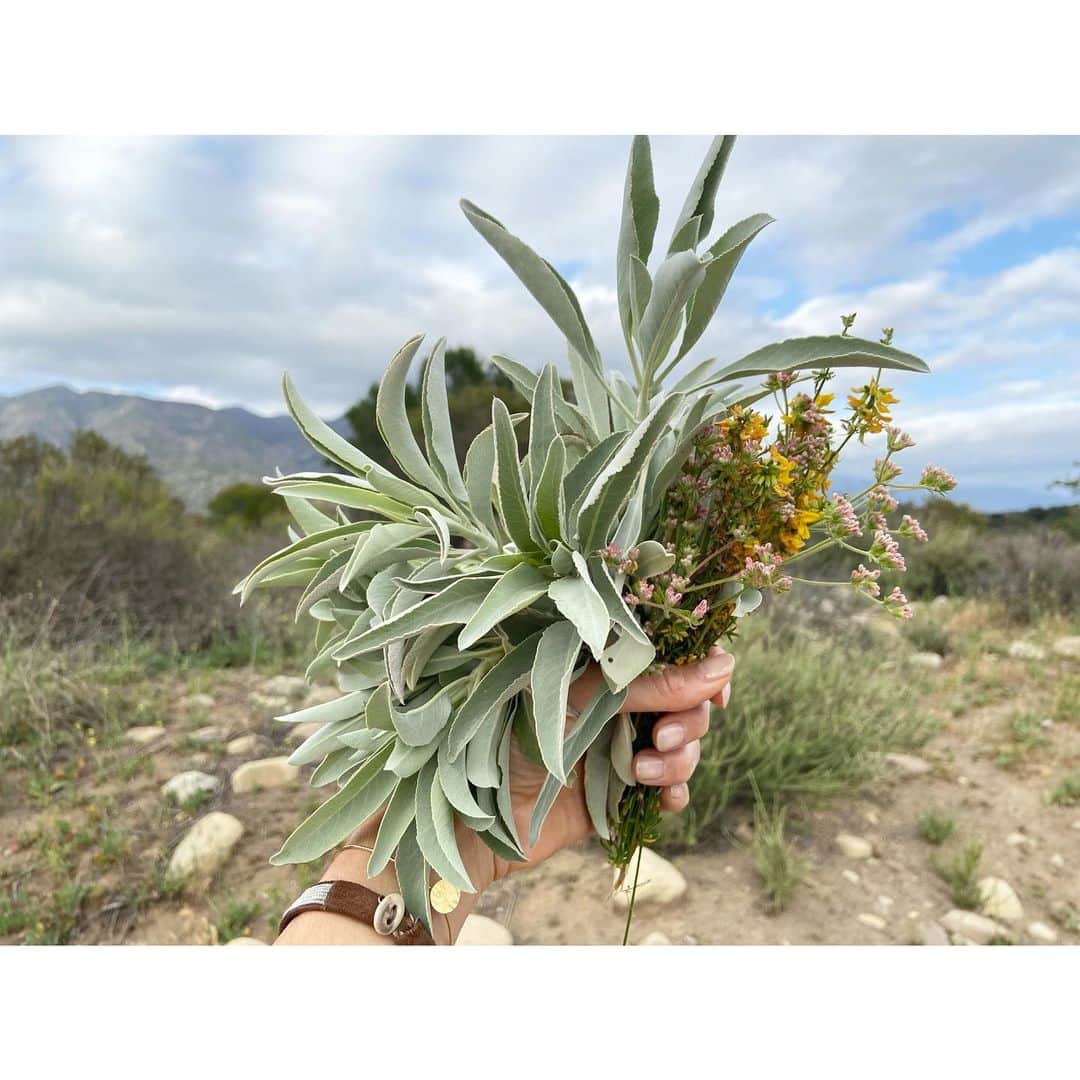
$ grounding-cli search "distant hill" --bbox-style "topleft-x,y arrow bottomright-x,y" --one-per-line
0,385 -> 350,508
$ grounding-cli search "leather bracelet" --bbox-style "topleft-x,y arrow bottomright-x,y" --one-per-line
278,880 -> 434,945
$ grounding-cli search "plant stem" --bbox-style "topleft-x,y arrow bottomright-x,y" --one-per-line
621,842 -> 645,946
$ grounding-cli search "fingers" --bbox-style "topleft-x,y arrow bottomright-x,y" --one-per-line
660,783 -> 690,812
633,739 -> 700,787
652,701 -> 710,752
622,650 -> 734,714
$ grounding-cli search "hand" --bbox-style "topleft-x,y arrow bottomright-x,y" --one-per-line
457,645 -> 735,890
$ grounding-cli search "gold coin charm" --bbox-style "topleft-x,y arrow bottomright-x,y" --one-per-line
430,878 -> 460,914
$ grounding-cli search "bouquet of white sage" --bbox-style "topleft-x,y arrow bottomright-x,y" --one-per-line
237,134 -> 943,936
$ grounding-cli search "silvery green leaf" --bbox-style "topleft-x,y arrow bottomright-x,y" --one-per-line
333,577 -> 496,660
668,214 -> 702,254
273,479 -> 415,521
389,681 -> 456,746
476,786 -> 526,860
295,548 -> 350,620
601,628 -> 656,691
532,435 -> 567,543
415,758 -> 475,892
550,542 -> 575,577
463,422 -> 500,540
675,213 -> 775,363
612,471 -> 646,553
465,703 -> 505,789
420,338 -> 470,506
402,625 -> 456,691
628,255 -> 652,333
336,728 -> 388,753
607,768 -> 627,822
576,394 -> 683,552
270,742 -> 395,864
457,563 -> 550,650
276,689 -> 367,727
608,372 -> 639,431
648,394 -> 712,501
364,681 -> 395,731
568,344 -> 611,440
307,597 -> 336,622
512,693 -> 544,768
416,507 -> 452,563
385,733 -> 441,778
531,620 -> 582,783
584,730 -> 613,840
365,559 -> 413,617
477,827 -> 528,865
367,773 -> 419,876
283,494 -> 337,536
670,135 -> 737,250
287,715 -> 364,767
637,251 -> 708,377
309,747 -> 358,787
490,354 -> 595,441
563,686 -> 626,773
528,772 -> 564,848
375,334 -> 451,500
670,354 -> 720,394
492,396 -> 540,554
461,198 -> 599,368
341,523 -> 433,590
257,563 -> 321,589
547,552 -> 610,660
588,560 -> 651,644
424,644 -> 491,677
735,587 -> 763,617
394,823 -> 433,936
564,431 -> 622,524
616,134 -> 660,343
436,739 -> 495,825
496,717 -> 526,854
527,364 -> 560,492
635,540 -> 676,578
717,334 -> 931,381
610,714 -> 636,786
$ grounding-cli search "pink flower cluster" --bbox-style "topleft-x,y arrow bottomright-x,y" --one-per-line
885,426 -> 915,452
850,564 -> 881,597
737,543 -> 793,592
874,457 -> 903,483
869,529 -> 907,572
868,485 -> 899,512
919,463 -> 957,494
899,514 -> 929,542
601,542 -> 640,575
884,586 -> 913,620
826,492 -> 862,538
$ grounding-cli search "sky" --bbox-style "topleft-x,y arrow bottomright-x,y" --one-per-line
0,134 -> 1077,511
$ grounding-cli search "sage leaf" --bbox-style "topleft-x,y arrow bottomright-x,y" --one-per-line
437,739 -> 495,825
611,713 -> 636,786
616,134 -> 660,342
547,551 -> 610,660
415,758 -> 475,893
420,338 -> 470,505
637,250 -> 708,377
367,773 -> 419,876
531,620 -> 583,783
584,730 -> 614,840
395,823 -> 433,936
670,135 -> 737,249
457,563 -> 550,650
492,396 -> 540,553
717,334 -> 931,381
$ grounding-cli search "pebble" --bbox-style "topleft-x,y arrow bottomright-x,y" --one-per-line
1072,821 -> 1080,831
161,771 -> 218,805
1008,640 -> 1047,661
864,809 -> 880,826
226,733 -> 259,756
166,812 -> 244,885
884,752 -> 933,777
231,757 -> 300,794
910,652 -> 944,670
638,931 -> 672,946
1027,921 -> 1058,944
286,721 -> 324,745
189,725 -> 229,745
733,821 -> 755,845
920,921 -> 951,946
612,848 -> 688,909
957,775 -> 973,787
941,909 -> 1010,945
249,692 -> 290,714
1051,636 -> 1080,660
877,895 -> 895,912
181,693 -> 215,711
224,936 -> 269,946
835,833 -> 873,859
125,725 -> 165,746
841,869 -> 861,885
301,685 -> 340,708
1005,832 -> 1032,847
259,675 -> 308,698
1049,853 -> 1065,872
857,913 -> 887,930
456,914 -> 514,945
977,877 -> 1024,924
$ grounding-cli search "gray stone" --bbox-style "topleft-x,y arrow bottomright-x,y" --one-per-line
224,935 -> 269,946
231,756 -> 300,794
1052,636 -> 1080,660
884,752 -> 933,777
835,833 -> 873,859
1027,921 -> 1058,944
841,869 -> 861,885
1008,640 -> 1047,661
909,652 -> 944,670
977,877 -> 1023,924
125,725 -> 165,746
920,921 -> 951,946
161,770 -> 218,805
857,913 -> 887,930
226,733 -> 259,756
639,931 -> 672,946
166,812 -> 244,884
612,848 -> 688,909
456,914 -> 513,945
1005,832 -> 1031,847
181,693 -> 215,711
286,720 -> 324,745
248,692 -> 290,714
189,725 -> 229,745
260,675 -> 308,699
301,685 -> 340,708
941,909 -> 1010,945
1049,853 -> 1065,872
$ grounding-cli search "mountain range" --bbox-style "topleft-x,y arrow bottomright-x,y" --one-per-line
0,385 -> 349,508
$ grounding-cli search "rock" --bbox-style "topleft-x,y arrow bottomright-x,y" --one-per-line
877,895 -> 895,912
181,693 -> 215,711
248,692 -> 290,715
612,848 -> 688,909
884,752 -> 933,777
127,906 -> 218,945
1008,640 -> 1047,661
161,770 -> 218,805
260,675 -> 308,699
857,913 -> 887,930
1005,832 -> 1032,847
224,936 -> 269,946
732,821 -> 755,845
639,931 -> 672,946
226,733 -> 259,756
1027,921 -> 1058,944
1052,636 -> 1080,660
189,725 -> 229,745
920,921 -> 951,946
125,725 -> 165,746
941,909 -> 1010,945
301,685 -> 340,708
841,869 -> 861,885
1049,853 -> 1065,872
231,757 -> 299,794
1072,820 -> 1080,831
166,812 -> 244,885
977,877 -> 1024,924
286,721 -> 324,745
835,833 -> 873,859
455,914 -> 513,945
909,652 -> 944,670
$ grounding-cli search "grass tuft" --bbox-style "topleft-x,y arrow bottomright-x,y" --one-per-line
1046,772 -> 1080,807
932,841 -> 984,909
917,809 -> 956,845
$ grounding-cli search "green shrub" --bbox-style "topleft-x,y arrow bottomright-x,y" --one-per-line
750,799 -> 804,914
1046,773 -> 1080,806
917,809 -> 956,845
932,841 -> 984,909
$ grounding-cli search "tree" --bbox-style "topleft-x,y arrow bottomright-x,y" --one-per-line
207,481 -> 287,530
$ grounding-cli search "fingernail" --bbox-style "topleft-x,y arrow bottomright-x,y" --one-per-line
700,652 -> 735,680
669,783 -> 689,805
635,755 -> 664,781
721,683 -> 731,709
655,724 -> 683,751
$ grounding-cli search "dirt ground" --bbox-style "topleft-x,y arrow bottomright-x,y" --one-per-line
2,610 -> 1077,946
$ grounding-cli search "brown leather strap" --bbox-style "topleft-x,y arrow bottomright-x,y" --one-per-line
278,880 -> 434,944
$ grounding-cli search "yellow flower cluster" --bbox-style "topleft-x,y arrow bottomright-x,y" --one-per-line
847,379 -> 899,435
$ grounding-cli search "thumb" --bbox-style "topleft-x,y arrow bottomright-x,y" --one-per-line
621,649 -> 734,714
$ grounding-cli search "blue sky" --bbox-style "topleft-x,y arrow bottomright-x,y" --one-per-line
0,135 -> 1077,510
